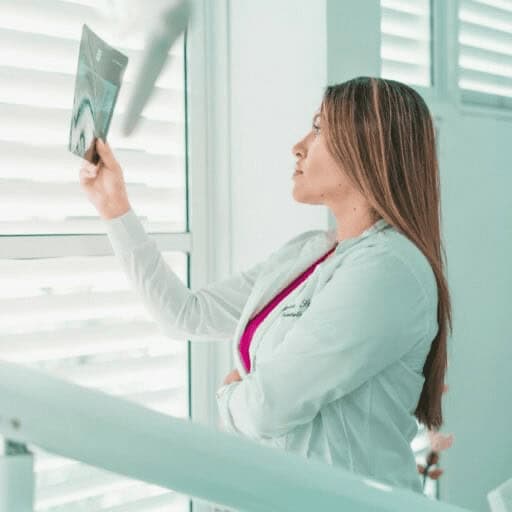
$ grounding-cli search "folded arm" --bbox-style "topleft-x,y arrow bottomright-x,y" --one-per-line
216,246 -> 431,439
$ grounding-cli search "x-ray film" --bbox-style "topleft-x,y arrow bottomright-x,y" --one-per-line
68,24 -> 128,164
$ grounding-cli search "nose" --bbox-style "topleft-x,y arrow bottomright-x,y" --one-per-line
292,138 -> 306,160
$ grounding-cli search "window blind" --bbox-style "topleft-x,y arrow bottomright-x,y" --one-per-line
458,0 -> 512,108
0,1 -> 191,510
0,0 -> 187,235
380,0 -> 432,87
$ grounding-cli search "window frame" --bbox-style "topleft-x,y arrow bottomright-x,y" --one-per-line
0,1 -> 242,509
186,0 -> 236,510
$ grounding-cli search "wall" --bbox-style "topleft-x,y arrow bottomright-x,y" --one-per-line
228,0 -> 328,269
439,106 -> 512,511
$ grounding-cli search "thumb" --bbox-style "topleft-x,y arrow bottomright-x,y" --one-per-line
96,138 -> 117,169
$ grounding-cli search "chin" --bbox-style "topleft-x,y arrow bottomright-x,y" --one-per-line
292,192 -> 317,205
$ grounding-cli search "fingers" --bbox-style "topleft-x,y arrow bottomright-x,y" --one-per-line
83,161 -> 98,174
79,162 -> 99,184
222,369 -> 242,386
95,138 -> 118,170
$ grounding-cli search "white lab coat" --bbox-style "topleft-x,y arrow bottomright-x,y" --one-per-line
104,209 -> 438,494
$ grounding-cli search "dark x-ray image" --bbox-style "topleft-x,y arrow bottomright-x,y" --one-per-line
68,24 -> 128,164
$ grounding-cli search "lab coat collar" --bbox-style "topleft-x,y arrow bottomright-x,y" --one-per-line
326,218 -> 391,255
267,217 -> 392,302
233,217 -> 391,376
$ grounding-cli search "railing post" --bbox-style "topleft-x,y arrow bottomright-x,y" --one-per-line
0,439 -> 34,512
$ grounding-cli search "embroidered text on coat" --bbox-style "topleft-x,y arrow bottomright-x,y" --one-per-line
282,299 -> 311,317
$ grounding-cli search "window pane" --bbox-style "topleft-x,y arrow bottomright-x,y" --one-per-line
0,251 -> 191,511
380,0 -> 432,87
0,1 -> 187,235
459,0 -> 512,108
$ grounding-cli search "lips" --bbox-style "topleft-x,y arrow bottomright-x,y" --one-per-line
293,164 -> 304,178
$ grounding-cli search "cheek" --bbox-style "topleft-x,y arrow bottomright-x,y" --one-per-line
311,140 -> 333,166
306,147 -> 324,173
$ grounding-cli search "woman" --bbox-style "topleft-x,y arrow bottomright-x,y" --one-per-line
79,76 -> 452,494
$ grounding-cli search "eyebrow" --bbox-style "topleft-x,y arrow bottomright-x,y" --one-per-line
312,112 -> 321,124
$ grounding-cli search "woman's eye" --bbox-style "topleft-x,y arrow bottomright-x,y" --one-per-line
312,124 -> 320,135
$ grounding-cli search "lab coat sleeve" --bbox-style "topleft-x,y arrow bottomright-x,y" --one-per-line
215,381 -> 242,435
216,246 -> 431,439
103,208 -> 266,342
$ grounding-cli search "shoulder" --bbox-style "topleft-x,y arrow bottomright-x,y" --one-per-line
346,227 -> 438,312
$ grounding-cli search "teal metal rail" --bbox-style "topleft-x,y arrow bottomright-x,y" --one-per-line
0,359 -> 470,512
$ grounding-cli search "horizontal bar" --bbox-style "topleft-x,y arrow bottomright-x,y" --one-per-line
0,359 -> 470,512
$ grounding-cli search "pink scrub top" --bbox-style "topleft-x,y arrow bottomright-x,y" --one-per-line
239,243 -> 337,373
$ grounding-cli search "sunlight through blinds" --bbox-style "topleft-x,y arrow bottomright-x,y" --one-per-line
0,0 -> 187,235
458,0 -> 512,108
0,0 -> 191,510
380,0 -> 432,87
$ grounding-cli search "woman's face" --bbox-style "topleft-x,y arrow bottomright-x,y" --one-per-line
291,110 -> 354,207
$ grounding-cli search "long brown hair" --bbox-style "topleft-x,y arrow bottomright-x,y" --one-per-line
321,76 -> 452,430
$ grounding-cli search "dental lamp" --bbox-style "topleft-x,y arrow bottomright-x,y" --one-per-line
121,0 -> 193,135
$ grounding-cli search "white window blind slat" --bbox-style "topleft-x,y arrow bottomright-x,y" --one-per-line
0,27 -> 181,89
0,218 -> 185,235
35,470 -> 145,509
122,388 -> 187,415
0,103 -> 181,153
459,0 -> 512,107
0,0 -> 185,54
380,0 -> 432,87
0,65 -> 181,122
33,466 -> 184,511
0,178 -> 182,226
50,354 -> 185,388
0,323 -> 181,362
459,45 -> 512,83
0,141 -> 184,189
100,492 -> 188,512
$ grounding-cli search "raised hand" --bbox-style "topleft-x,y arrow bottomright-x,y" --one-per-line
79,138 -> 131,220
